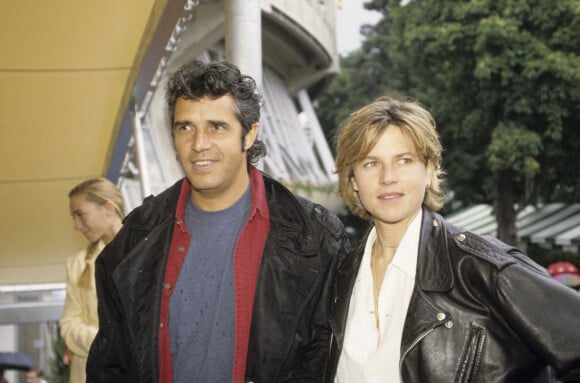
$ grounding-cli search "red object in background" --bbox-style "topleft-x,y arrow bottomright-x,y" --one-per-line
547,261 -> 579,276
547,261 -> 580,288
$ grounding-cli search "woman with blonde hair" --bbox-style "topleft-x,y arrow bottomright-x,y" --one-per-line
326,96 -> 580,382
59,177 -> 124,382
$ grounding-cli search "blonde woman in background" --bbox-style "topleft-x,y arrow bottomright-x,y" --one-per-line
59,178 -> 124,382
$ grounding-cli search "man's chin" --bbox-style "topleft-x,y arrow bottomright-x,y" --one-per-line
187,179 -> 220,193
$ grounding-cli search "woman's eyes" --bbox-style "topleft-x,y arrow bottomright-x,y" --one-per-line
396,157 -> 414,166
362,157 -> 414,168
362,160 -> 378,168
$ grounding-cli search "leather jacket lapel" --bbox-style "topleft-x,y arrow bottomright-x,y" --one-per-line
416,209 -> 454,292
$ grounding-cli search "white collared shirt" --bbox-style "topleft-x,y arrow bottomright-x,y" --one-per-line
335,211 -> 422,383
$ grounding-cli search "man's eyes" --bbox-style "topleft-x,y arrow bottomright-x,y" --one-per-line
173,124 -> 225,135
173,124 -> 191,134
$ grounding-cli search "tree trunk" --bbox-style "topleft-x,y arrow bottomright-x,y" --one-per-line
494,170 -> 518,246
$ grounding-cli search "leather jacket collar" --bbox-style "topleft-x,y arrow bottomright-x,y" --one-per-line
331,209 -> 452,316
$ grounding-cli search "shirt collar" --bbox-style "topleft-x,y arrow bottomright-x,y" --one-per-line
392,209 -> 422,279
248,166 -> 268,220
175,166 -> 268,225
363,210 -> 422,280
174,178 -> 192,231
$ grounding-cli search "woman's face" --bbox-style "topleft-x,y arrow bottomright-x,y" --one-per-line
351,125 -> 433,228
69,193 -> 113,243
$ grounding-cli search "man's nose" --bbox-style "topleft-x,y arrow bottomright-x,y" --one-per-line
191,129 -> 211,152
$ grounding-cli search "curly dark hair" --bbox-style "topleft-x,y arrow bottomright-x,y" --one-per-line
166,59 -> 266,165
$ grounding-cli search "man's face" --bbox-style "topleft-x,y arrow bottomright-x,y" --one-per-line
172,95 -> 258,211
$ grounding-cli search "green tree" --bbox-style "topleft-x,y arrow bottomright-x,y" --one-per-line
318,0 -> 580,245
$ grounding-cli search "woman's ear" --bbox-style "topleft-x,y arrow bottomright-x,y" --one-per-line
351,177 -> 359,192
425,161 -> 435,187
104,201 -> 116,217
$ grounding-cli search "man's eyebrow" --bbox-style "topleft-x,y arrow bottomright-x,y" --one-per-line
172,119 -> 190,128
207,119 -> 230,127
172,119 -> 231,128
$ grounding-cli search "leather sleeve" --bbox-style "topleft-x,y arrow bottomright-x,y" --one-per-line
283,224 -> 352,382
496,260 -> 580,380
86,233 -> 139,383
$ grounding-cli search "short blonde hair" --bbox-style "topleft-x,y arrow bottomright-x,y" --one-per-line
335,96 -> 445,219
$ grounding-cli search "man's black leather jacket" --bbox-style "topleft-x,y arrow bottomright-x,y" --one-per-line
326,208 -> 580,382
86,171 -> 351,383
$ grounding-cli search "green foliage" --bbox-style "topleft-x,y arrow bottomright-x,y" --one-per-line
316,0 -> 580,240
389,0 -> 580,207
486,122 -> 541,177
48,328 -> 69,383
526,244 -> 580,269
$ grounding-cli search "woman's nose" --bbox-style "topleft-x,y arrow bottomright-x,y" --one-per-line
73,218 -> 83,231
381,163 -> 399,184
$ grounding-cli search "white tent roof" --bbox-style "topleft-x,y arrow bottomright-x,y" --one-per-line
445,203 -> 580,252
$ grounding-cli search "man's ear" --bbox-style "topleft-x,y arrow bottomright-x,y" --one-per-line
244,123 -> 259,150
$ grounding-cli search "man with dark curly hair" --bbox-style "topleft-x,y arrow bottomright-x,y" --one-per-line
86,59 -> 350,383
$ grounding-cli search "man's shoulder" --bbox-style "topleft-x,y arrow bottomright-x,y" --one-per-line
97,179 -> 184,269
123,178 -> 184,228
261,173 -> 346,238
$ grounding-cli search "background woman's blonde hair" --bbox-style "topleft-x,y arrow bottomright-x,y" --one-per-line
69,177 -> 125,220
68,177 -> 125,289
335,96 -> 445,219
68,178 -> 125,272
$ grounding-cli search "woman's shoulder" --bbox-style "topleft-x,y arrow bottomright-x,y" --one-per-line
438,213 -> 544,274
67,241 -> 105,266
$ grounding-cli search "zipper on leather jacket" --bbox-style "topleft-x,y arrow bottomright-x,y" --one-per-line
399,327 -> 436,371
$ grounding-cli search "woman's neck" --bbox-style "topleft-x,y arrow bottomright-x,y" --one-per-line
102,220 -> 123,245
373,210 -> 420,250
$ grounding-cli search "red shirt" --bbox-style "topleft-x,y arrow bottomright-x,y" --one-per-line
158,167 -> 270,383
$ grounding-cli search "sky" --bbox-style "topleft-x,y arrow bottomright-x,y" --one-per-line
336,1 -> 383,55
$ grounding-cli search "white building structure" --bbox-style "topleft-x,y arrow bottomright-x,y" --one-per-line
111,0 -> 342,212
